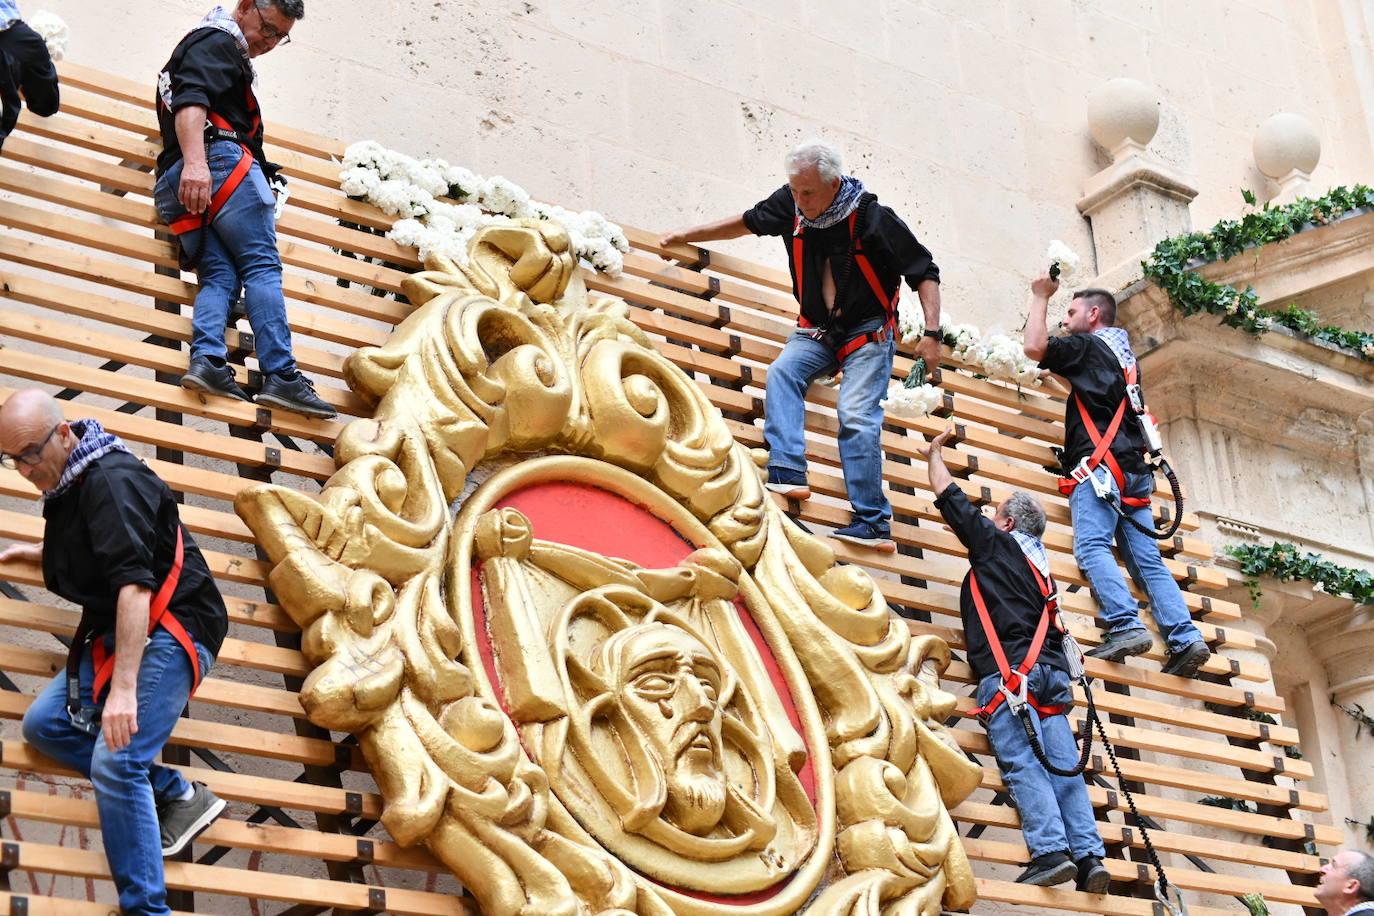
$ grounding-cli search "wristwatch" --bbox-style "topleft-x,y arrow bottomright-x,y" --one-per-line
922,327 -> 942,340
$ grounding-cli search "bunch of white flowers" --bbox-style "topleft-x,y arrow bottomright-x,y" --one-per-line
338,141 -> 630,276
1045,239 -> 1081,280
881,381 -> 944,418
1362,341 -> 1374,358
28,10 -> 68,61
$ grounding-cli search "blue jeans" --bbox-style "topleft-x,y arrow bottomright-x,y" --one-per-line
977,666 -> 1104,860
154,140 -> 297,375
764,320 -> 895,525
23,628 -> 213,916
1069,466 -> 1203,652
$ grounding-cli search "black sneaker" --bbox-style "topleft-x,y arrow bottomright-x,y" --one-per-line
256,371 -> 337,419
1161,639 -> 1210,679
1084,627 -> 1153,663
159,782 -> 226,857
181,356 -> 251,402
833,519 -> 896,553
1016,850 -> 1076,886
1076,855 -> 1111,894
765,467 -> 810,500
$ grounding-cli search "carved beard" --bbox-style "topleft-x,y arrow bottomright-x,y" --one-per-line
663,766 -> 728,835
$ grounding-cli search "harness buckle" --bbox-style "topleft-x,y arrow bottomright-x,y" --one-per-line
1072,459 -> 1114,501
998,677 -> 1029,716
270,176 -> 290,221
1126,382 -> 1145,414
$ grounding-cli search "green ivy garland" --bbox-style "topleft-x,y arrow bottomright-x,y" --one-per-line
1141,185 -> 1374,362
1226,542 -> 1374,608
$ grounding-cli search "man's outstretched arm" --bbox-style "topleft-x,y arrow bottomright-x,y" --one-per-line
922,427 -> 955,494
659,214 -> 749,249
1022,269 -> 1059,363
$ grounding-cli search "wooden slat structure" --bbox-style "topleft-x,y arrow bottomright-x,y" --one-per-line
0,60 -> 1330,914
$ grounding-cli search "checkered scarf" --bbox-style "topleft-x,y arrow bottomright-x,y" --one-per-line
46,420 -> 131,499
796,175 -> 866,230
195,5 -> 254,79
1010,529 -> 1050,579
1093,327 -> 1136,370
0,1 -> 21,31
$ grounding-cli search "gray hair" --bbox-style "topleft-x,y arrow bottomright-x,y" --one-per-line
258,0 -> 304,20
1351,850 -> 1374,901
785,138 -> 843,183
1003,492 -> 1046,539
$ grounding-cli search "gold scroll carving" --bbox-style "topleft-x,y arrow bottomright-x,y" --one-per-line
235,219 -> 982,916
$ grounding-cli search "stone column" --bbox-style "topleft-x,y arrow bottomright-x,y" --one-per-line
1306,602 -> 1374,846
1077,78 -> 1198,291
1253,113 -> 1321,206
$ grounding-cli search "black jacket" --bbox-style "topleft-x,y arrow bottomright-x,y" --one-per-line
743,185 -> 939,337
156,27 -> 262,174
0,20 -> 59,153
42,450 -> 228,658
1039,333 -> 1149,476
934,483 -> 1065,682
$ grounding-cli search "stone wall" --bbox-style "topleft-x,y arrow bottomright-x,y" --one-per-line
38,0 -> 1374,327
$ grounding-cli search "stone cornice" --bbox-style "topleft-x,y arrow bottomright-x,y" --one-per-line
1193,207 -> 1374,307
1076,153 -> 1199,217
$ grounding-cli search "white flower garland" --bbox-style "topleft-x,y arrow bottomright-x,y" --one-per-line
339,141 -> 631,277
28,10 -> 68,61
885,241 -> 1086,417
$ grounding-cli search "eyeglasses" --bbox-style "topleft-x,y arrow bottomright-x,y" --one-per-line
253,5 -> 292,45
0,425 -> 60,469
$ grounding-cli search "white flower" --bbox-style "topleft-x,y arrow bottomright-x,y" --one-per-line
342,140 -> 389,172
1362,341 -> 1374,358
1225,299 -> 1240,315
339,166 -> 382,199
882,382 -> 944,418
28,11 -> 69,61
897,300 -> 925,344
478,176 -> 534,218
1045,240 -> 1081,280
1257,316 -> 1274,330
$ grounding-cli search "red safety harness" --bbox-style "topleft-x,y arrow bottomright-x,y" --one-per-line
966,556 -> 1067,723
790,207 -> 898,364
1056,362 -> 1150,508
162,82 -> 262,248
65,526 -> 204,726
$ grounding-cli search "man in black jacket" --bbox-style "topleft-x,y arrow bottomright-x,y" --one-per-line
154,0 -> 335,419
660,139 -> 942,552
925,427 -> 1108,892
0,388 -> 229,916
1023,272 -> 1209,677
0,2 -> 60,153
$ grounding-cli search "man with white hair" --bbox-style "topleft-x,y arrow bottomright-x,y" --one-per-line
1316,849 -> 1374,916
661,139 -> 942,551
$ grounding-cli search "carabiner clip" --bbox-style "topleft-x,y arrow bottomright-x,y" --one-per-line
998,677 -> 1028,716
1154,880 -> 1188,916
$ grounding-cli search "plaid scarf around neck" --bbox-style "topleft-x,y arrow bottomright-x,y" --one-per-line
1093,327 -> 1136,370
796,175 -> 866,230
195,5 -> 254,81
46,419 -> 131,499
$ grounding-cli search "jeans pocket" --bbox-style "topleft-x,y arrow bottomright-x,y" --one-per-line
153,167 -> 185,225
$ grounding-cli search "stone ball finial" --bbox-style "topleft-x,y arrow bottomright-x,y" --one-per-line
1253,112 -> 1321,179
1087,78 -> 1160,157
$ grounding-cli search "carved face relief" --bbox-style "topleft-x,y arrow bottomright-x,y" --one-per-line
606,624 -> 728,835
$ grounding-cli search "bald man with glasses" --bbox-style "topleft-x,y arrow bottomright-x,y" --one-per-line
0,388 -> 229,916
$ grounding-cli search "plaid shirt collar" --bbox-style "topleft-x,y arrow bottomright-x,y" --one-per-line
1009,529 -> 1050,579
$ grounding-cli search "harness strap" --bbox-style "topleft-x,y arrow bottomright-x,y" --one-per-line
1057,364 -> 1150,507
166,84 -> 260,240
790,208 -> 899,359
66,527 -> 203,725
966,555 -> 1067,722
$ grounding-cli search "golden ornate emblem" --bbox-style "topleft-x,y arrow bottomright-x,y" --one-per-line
236,221 -> 982,916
